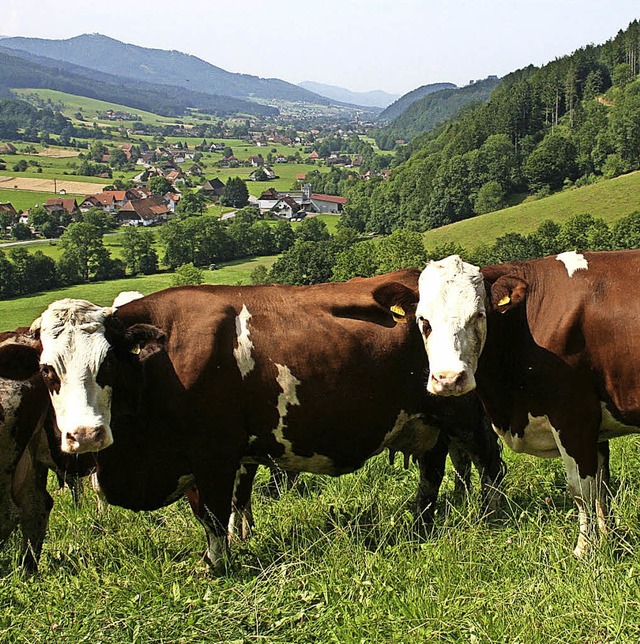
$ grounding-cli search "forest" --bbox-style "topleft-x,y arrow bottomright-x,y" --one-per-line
338,21 -> 640,235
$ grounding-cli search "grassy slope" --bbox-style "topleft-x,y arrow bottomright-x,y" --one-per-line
423,170 -> 640,251
1,442 -> 639,641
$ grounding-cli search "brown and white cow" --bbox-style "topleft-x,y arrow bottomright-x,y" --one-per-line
416,251 -> 640,557
0,329 -> 56,571
31,270 -> 504,570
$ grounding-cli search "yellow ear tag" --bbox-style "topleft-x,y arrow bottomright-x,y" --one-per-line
130,344 -> 141,355
390,304 -> 407,323
498,296 -> 511,307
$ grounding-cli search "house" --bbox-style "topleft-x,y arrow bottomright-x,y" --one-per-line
307,150 -> 320,161
165,192 -> 181,212
0,202 -> 18,219
164,170 -> 184,184
310,193 -> 348,214
201,178 -> 226,200
246,155 -> 265,167
270,196 -> 304,220
44,198 -> 79,218
275,154 -> 288,164
79,190 -> 130,213
115,197 -> 170,227
0,143 -> 17,155
249,166 -> 278,181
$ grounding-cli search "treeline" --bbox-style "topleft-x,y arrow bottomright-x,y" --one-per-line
340,21 -> 640,235
0,209 -> 321,300
255,210 -> 640,287
0,98 -> 104,142
374,76 -> 501,150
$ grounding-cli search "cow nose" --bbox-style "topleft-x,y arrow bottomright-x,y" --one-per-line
431,370 -> 467,392
64,425 -> 110,453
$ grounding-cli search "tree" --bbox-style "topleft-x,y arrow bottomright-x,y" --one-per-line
221,177 -> 249,208
295,217 -> 330,242
122,226 -> 159,275
272,220 -> 296,252
59,222 -> 111,283
148,176 -> 173,196
81,207 -> 116,234
474,181 -> 505,215
269,240 -> 340,285
524,134 -> 578,191
556,214 -> 613,252
109,149 -> 128,169
176,190 -> 206,216
332,240 -> 378,281
12,222 -> 31,240
172,263 -> 204,286
0,250 -> 16,299
375,229 -> 428,274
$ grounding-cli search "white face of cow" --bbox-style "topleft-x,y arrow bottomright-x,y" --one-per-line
33,298 -> 116,454
416,256 -> 487,396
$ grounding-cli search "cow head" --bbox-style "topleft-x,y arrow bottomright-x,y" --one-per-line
31,297 -> 163,454
416,256 -> 488,396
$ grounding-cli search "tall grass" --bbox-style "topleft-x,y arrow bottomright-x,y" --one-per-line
1,441 -> 640,642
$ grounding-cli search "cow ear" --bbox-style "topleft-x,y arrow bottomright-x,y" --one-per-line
372,282 -> 418,323
488,275 -> 528,313
0,343 -> 41,381
122,323 -> 166,357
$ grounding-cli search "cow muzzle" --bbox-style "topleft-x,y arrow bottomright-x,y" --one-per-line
62,425 -> 114,454
428,368 -> 475,396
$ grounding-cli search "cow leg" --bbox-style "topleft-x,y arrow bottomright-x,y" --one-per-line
551,428 -> 601,558
596,441 -> 610,536
186,465 -> 237,574
228,464 -> 256,542
448,445 -> 472,499
415,432 -> 449,528
13,448 -> 52,573
0,478 -> 19,548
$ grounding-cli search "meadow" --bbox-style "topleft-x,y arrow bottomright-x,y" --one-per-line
0,255 -> 278,331
1,434 -> 640,642
423,171 -> 640,252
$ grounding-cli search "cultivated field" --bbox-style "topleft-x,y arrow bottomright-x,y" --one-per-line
0,175 -> 107,194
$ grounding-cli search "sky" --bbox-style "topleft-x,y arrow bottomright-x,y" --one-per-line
2,0 -> 640,96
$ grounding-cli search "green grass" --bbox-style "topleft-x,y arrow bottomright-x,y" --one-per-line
14,89 -> 183,127
423,170 -> 640,252
0,189 -> 84,212
1,439 -> 640,641
0,255 -> 278,330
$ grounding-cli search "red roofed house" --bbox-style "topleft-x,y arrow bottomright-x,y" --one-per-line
44,198 -> 79,218
115,196 -> 170,227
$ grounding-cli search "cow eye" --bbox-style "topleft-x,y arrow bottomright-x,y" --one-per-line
417,317 -> 432,336
40,364 -> 55,380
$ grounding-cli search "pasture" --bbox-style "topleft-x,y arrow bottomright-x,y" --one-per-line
1,440 -> 640,641
0,255 -> 278,331
423,170 -> 640,252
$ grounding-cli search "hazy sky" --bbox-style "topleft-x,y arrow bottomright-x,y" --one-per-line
3,0 -> 639,95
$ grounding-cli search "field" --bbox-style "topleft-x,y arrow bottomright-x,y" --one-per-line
1,433 -> 640,641
423,170 -> 640,252
0,255 -> 278,331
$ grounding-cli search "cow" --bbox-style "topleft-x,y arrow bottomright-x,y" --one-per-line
415,251 -> 640,558
0,329 -> 57,571
31,270 -> 504,570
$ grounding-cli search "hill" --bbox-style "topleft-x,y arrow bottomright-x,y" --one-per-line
0,34 -> 331,105
0,47 -> 278,118
375,76 -> 500,149
376,82 -> 457,122
298,81 -> 398,108
422,171 -> 640,252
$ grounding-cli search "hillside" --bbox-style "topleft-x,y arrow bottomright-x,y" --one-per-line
299,81 -> 398,108
0,47 -> 278,118
422,171 -> 640,252
0,34 -> 331,105
375,76 -> 500,149
376,82 -> 457,122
